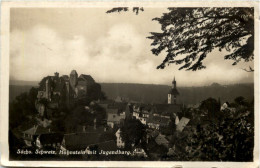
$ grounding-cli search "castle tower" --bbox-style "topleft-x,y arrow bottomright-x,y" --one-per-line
168,77 -> 180,104
69,70 -> 78,89
45,79 -> 51,100
54,72 -> 59,78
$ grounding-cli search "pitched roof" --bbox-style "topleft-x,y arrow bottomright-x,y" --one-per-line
176,117 -> 190,132
153,104 -> 181,115
23,125 -> 50,135
107,113 -> 124,122
95,140 -> 117,151
38,133 -> 63,145
155,134 -> 169,146
70,70 -> 78,75
79,74 -> 95,82
63,133 -> 100,150
148,116 -> 170,125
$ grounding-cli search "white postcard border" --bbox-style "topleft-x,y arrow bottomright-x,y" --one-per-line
0,1 -> 259,167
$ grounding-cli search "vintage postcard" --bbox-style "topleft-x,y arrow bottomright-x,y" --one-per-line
0,1 -> 259,167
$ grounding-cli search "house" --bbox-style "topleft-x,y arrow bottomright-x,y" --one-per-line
155,134 -> 169,148
115,129 -> 125,148
132,144 -> 147,158
132,104 -> 152,125
176,117 -> 190,132
36,133 -> 63,149
133,111 -> 150,125
147,116 -> 171,130
107,111 -> 125,128
86,140 -> 117,153
221,102 -> 236,113
175,115 -> 180,125
60,133 -> 100,151
152,104 -> 181,116
22,125 -> 51,146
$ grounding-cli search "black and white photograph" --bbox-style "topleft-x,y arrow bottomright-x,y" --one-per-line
0,1 -> 259,167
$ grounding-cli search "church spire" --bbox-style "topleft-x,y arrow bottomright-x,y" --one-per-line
172,76 -> 177,89
168,76 -> 179,104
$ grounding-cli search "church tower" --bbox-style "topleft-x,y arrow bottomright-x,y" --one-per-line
69,70 -> 78,89
168,77 -> 180,104
45,79 -> 51,100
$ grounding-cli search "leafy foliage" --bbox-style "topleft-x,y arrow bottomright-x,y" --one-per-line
199,97 -> 221,120
120,118 -> 146,149
148,8 -> 254,71
168,96 -> 254,161
107,7 -> 254,71
9,87 -> 38,129
106,7 -> 144,15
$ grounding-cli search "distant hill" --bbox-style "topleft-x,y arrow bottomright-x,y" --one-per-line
100,83 -> 254,105
9,81 -> 254,105
9,80 -> 38,86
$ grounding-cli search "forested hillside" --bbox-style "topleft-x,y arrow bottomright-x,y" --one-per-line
101,83 -> 254,105
9,81 -> 254,105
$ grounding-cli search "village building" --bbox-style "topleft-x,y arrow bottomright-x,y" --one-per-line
107,111 -> 125,128
155,134 -> 169,148
36,70 -> 101,118
147,115 -> 171,130
132,103 -> 179,130
60,133 -> 101,151
36,133 -> 63,149
132,144 -> 148,158
132,104 -> 151,125
131,76 -> 182,126
168,77 -> 180,104
61,131 -> 116,152
22,125 -> 51,146
85,140 -> 117,153
175,115 -> 180,125
76,118 -> 107,133
176,117 -> 190,132
221,102 -> 236,113
115,129 -> 125,148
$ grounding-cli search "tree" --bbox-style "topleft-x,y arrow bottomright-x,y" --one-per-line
107,7 -> 254,71
107,7 -> 144,15
120,118 -> 146,149
234,96 -> 247,106
199,97 -> 220,120
9,87 -> 39,129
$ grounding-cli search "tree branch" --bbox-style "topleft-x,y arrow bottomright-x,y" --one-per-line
241,66 -> 254,72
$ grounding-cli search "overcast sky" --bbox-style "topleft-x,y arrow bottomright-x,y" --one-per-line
10,8 -> 254,86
